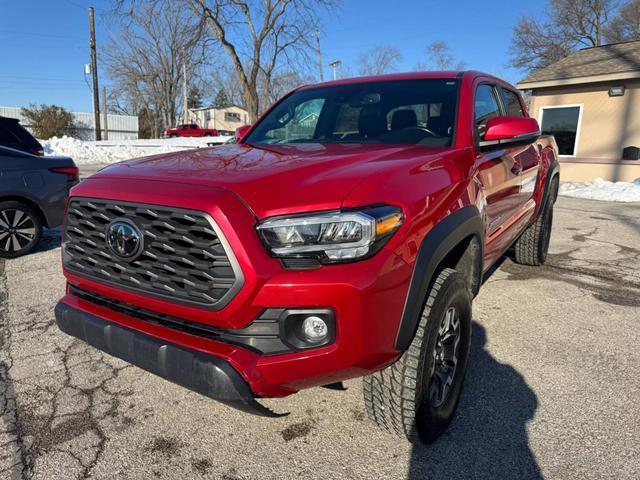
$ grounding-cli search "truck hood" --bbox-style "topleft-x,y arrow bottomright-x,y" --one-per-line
90,143 -> 449,218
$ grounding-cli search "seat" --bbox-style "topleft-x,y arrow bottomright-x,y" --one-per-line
358,105 -> 387,139
391,109 -> 418,131
428,114 -> 453,137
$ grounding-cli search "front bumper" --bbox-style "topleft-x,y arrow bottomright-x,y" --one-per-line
55,302 -> 285,417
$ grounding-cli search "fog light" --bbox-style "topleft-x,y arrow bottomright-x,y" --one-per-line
302,316 -> 328,342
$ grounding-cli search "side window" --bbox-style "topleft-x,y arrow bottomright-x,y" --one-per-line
332,103 -> 362,137
500,88 -> 525,117
262,98 -> 325,143
474,84 -> 501,140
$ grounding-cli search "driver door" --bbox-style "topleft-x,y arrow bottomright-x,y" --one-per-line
473,83 -> 523,265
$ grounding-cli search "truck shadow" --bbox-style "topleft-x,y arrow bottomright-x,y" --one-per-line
407,322 -> 541,479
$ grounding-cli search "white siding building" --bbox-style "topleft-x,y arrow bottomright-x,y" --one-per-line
189,105 -> 249,135
0,106 -> 138,140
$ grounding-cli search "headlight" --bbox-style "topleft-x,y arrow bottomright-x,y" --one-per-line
257,206 -> 403,263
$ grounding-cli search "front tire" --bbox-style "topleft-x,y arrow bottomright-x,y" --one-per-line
363,268 -> 472,444
0,201 -> 43,258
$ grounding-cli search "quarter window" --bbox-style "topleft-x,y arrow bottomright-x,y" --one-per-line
500,88 -> 525,117
474,84 -> 501,140
540,106 -> 581,156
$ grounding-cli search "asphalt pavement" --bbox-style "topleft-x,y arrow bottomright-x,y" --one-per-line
1,196 -> 639,479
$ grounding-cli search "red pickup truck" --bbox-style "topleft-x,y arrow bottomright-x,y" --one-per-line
56,71 -> 559,444
162,123 -> 218,138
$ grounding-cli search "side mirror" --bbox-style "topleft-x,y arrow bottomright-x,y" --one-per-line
479,116 -> 541,151
235,125 -> 252,144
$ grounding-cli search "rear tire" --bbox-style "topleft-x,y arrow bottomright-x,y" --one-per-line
363,268 -> 472,444
0,201 -> 43,258
169,133 -> 178,138
513,181 -> 556,266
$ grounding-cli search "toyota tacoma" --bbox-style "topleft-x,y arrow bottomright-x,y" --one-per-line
56,71 -> 559,444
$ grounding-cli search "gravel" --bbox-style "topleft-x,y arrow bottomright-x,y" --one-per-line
1,197 -> 639,479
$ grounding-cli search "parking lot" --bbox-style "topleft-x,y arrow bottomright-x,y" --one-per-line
1,195 -> 639,480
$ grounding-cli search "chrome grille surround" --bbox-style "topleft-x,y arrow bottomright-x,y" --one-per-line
63,198 -> 244,310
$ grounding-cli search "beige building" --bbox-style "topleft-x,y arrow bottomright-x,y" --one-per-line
518,40 -> 640,182
189,104 -> 249,136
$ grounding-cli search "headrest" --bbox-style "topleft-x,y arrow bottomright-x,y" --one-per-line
391,109 -> 418,131
358,105 -> 387,138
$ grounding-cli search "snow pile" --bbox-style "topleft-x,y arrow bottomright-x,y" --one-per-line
559,177 -> 640,203
42,135 -> 232,165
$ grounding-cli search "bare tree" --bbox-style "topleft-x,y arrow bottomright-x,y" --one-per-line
417,41 -> 465,70
261,70 -> 310,105
605,0 -> 640,42
104,1 -> 210,133
510,0 -> 618,73
356,45 -> 402,76
509,16 -> 573,72
185,0 -> 334,122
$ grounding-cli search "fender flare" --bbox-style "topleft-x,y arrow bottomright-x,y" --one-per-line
534,159 -> 560,219
394,205 -> 484,351
543,164 -> 560,209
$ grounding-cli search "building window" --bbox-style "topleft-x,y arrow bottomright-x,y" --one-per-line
539,105 -> 582,156
225,111 -> 241,122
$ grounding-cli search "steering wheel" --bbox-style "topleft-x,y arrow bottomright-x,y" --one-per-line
403,126 -> 438,137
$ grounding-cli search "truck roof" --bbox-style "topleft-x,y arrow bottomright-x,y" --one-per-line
298,70 -> 514,91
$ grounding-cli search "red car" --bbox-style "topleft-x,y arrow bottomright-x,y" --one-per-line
56,71 -> 559,444
162,123 -> 218,138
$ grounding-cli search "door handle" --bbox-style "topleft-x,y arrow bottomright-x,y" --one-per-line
511,161 -> 523,175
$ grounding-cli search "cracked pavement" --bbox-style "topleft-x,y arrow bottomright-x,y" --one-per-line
0,196 -> 639,479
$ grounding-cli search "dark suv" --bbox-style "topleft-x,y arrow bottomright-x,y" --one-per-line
0,116 -> 44,156
0,144 -> 78,258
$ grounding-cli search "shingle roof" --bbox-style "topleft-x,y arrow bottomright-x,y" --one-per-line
520,40 -> 640,84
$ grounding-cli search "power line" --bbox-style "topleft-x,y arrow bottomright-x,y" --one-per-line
0,30 -> 84,40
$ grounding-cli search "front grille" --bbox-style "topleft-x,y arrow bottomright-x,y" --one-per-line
63,198 -> 243,309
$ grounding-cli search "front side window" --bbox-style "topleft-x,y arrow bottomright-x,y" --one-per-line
474,84 -> 501,140
245,79 -> 459,147
540,106 -> 581,156
500,88 -> 525,117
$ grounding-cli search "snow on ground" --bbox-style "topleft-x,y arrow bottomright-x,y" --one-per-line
42,135 -> 232,165
41,137 -> 640,203
559,177 -> 640,203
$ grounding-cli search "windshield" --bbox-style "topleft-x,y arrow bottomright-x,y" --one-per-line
246,79 -> 459,147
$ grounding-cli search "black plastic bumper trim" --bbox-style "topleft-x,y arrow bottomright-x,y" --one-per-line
55,301 -> 286,417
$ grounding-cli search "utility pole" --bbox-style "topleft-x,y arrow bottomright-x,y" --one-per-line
183,62 -> 189,124
329,60 -> 341,81
102,86 -> 109,140
89,7 -> 101,140
315,31 -> 324,82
